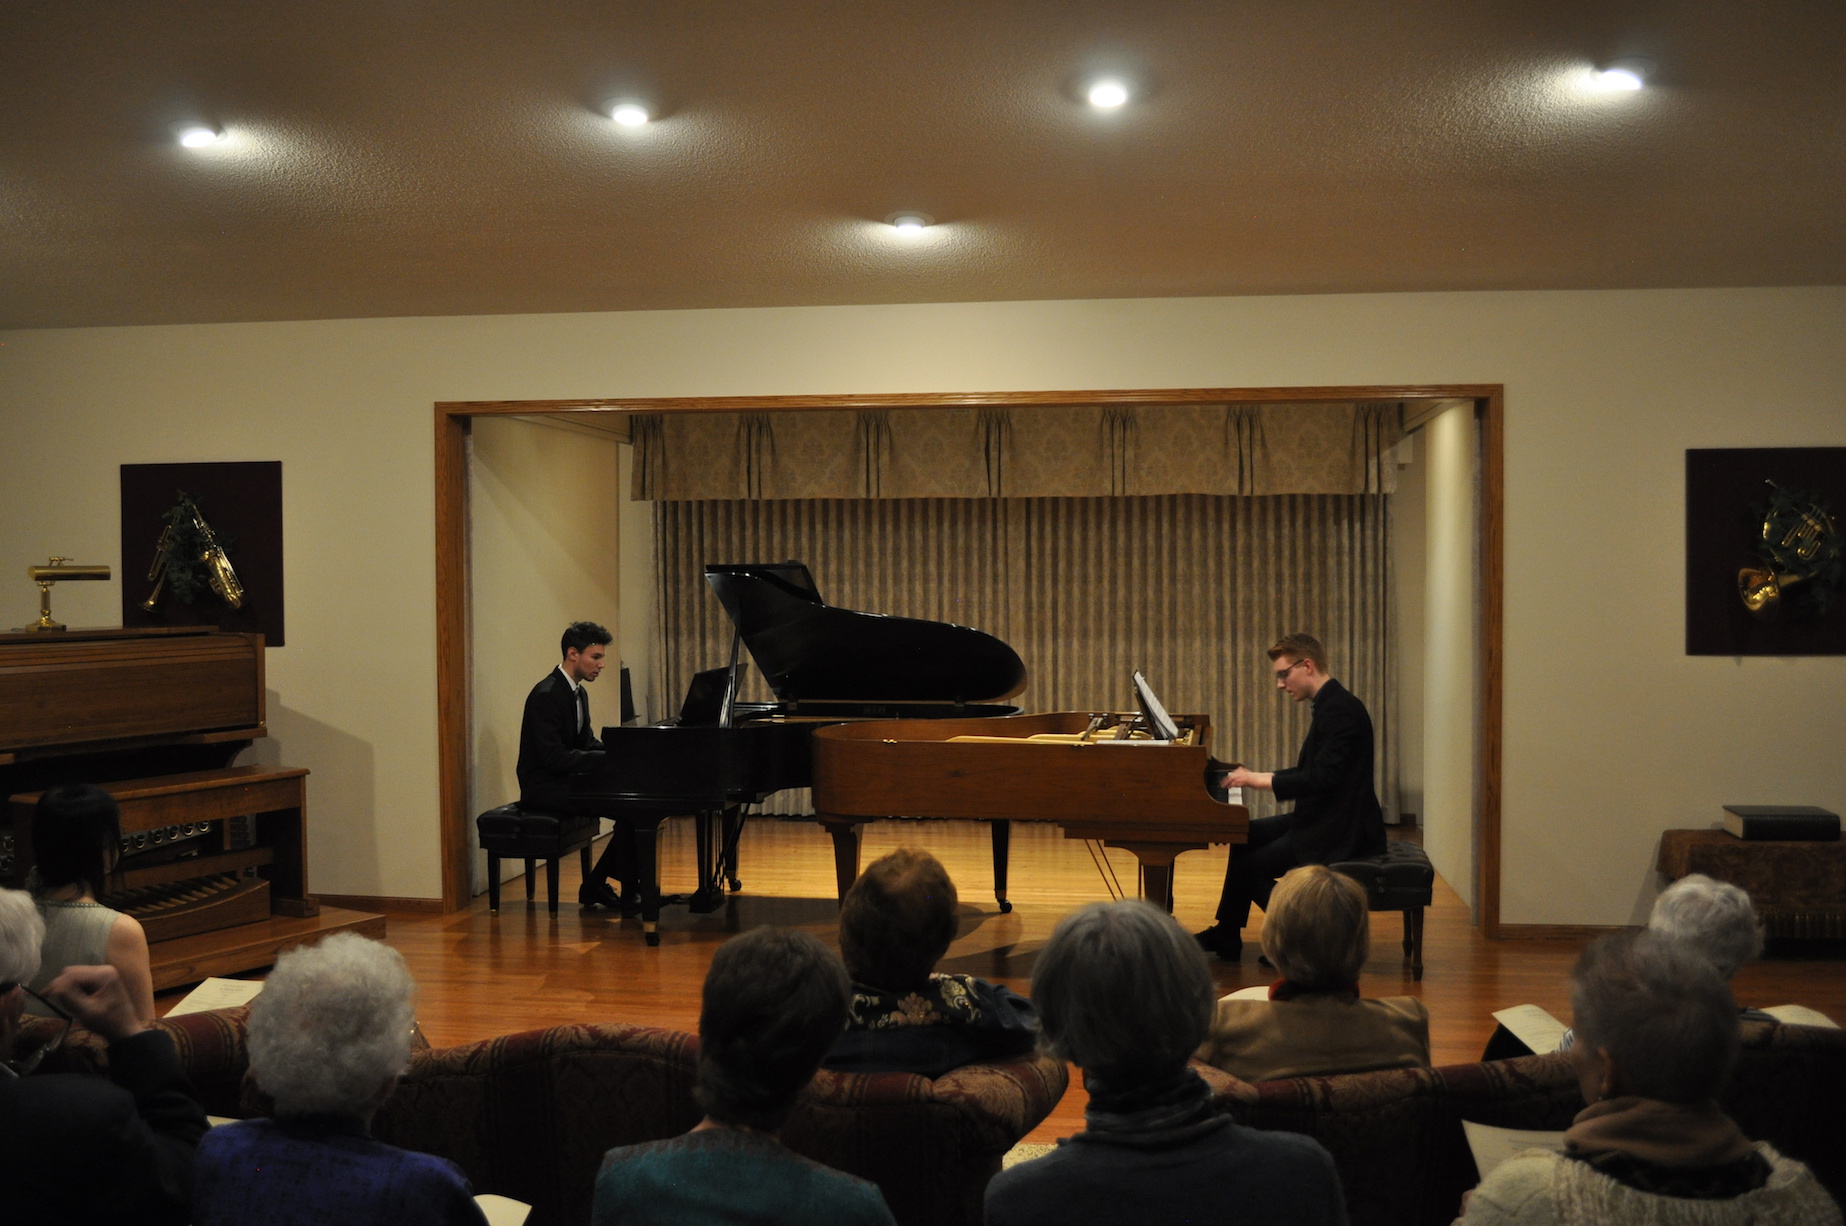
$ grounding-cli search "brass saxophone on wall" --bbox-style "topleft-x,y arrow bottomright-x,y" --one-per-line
142,501 -> 245,611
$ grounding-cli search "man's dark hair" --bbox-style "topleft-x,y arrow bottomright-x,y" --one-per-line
1571,930 -> 1740,1104
839,847 -> 959,992
32,784 -> 123,898
695,927 -> 851,1132
560,621 -> 612,657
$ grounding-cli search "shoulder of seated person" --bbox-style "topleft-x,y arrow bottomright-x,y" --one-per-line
1464,1154 -> 1559,1222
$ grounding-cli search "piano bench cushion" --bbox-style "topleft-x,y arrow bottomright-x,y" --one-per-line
1328,840 -> 1435,911
474,804 -> 599,855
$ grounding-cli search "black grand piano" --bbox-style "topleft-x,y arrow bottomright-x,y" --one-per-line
571,562 -> 1027,943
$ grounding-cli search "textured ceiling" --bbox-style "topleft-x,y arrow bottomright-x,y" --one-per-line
3,1 -> 1843,328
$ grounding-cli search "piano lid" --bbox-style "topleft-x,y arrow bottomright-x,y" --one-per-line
704,562 -> 1027,705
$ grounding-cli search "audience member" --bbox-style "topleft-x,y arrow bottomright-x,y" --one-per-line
1195,864 -> 1429,1082
1457,931 -> 1840,1226
594,926 -> 896,1226
986,899 -> 1348,1226
0,885 -> 209,1226
1649,873 -> 1775,1023
192,933 -> 487,1226
824,847 -> 1038,1078
25,783 -> 156,1023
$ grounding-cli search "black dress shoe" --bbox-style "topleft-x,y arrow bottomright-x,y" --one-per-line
1193,924 -> 1242,960
579,881 -> 624,911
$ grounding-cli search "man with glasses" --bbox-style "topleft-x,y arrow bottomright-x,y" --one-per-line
0,886 -> 209,1224
1195,634 -> 1386,962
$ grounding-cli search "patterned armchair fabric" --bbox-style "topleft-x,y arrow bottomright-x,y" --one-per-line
1198,1020 -> 1846,1226
368,1023 -> 1068,1226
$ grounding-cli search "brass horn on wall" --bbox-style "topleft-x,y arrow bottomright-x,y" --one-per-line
1736,481 -> 1841,621
142,493 -> 245,612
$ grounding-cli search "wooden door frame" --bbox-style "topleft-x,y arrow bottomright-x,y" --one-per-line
434,385 -> 1506,933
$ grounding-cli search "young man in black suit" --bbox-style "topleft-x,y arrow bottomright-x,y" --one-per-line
1196,633 -> 1386,962
517,620 -> 634,911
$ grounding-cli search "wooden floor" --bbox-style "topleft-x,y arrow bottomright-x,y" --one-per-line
160,817 -> 1846,1145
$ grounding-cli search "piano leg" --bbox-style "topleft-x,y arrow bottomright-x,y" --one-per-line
633,821 -> 662,946
820,818 -> 863,903
1104,842 -> 1197,914
991,820 -> 1013,914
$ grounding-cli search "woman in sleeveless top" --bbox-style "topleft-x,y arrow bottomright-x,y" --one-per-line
25,784 -> 156,1023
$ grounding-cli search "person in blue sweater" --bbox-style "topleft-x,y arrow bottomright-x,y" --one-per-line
192,933 -> 485,1226
986,899 -> 1349,1226
594,926 -> 896,1226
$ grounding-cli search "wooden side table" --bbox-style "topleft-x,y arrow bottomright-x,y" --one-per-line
1658,829 -> 1846,939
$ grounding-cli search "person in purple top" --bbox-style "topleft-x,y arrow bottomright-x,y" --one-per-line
193,933 -> 486,1226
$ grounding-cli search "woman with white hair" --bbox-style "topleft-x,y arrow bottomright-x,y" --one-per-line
0,886 -> 208,1225
985,899 -> 1347,1226
1650,874 -> 1776,1023
1458,931 -> 1838,1226
192,933 -> 487,1226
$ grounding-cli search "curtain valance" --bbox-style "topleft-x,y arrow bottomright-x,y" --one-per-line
630,402 -> 1403,500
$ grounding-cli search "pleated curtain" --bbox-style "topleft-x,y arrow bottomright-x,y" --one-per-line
653,492 -> 1397,822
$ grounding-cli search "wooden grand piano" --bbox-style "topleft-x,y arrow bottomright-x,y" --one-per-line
1,626 -> 381,989
813,706 -> 1249,911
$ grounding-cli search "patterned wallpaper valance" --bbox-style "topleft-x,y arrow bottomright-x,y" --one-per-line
630,402 -> 1404,500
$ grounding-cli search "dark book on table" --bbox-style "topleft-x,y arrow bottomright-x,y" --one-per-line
1721,805 -> 1841,842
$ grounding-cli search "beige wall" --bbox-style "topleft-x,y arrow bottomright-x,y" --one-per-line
1422,405 -> 1481,914
468,416 -> 623,893
1392,430 -> 1427,827
3,287 -> 1843,922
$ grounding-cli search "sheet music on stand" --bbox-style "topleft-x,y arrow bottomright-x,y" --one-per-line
1131,670 -> 1182,741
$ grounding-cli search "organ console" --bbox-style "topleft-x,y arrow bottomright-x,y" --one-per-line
1,625 -> 379,989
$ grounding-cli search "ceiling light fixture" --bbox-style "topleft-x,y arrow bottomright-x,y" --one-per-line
887,212 -> 933,235
1087,80 -> 1130,109
609,103 -> 650,127
177,125 -> 223,148
1589,59 -> 1651,92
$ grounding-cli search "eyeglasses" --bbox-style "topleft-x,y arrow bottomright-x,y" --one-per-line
2,984 -> 72,1078
1273,658 -> 1309,683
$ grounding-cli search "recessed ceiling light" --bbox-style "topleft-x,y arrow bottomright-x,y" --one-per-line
886,212 -> 933,235
610,103 -> 650,127
1087,80 -> 1130,109
1591,66 -> 1644,91
177,125 -> 223,148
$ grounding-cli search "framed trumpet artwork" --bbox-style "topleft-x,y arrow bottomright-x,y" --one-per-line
1685,447 -> 1845,656
119,461 -> 285,646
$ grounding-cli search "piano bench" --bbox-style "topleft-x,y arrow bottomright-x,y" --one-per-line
475,804 -> 601,917
1328,840 -> 1436,981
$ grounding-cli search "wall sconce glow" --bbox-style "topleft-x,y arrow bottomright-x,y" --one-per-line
1590,66 -> 1645,91
609,103 -> 650,127
177,125 -> 224,148
1087,80 -> 1130,109
886,212 -> 933,236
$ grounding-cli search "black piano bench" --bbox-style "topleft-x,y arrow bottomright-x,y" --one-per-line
475,804 -> 601,917
1328,840 -> 1436,981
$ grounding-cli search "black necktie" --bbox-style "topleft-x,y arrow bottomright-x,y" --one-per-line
577,685 -> 589,734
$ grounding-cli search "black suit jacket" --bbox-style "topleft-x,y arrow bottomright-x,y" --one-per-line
516,667 -> 604,811
1270,678 -> 1387,864
0,1029 -> 209,1226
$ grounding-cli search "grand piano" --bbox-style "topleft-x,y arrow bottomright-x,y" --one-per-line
571,562 -> 1027,942
813,680 -> 1251,911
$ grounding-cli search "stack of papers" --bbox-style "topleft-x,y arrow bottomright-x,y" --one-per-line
1490,1005 -> 1569,1054
164,977 -> 265,1016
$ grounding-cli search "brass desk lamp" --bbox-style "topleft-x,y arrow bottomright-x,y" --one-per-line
21,557 -> 111,632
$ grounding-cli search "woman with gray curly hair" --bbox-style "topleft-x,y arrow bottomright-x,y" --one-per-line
192,933 -> 486,1226
986,900 -> 1347,1226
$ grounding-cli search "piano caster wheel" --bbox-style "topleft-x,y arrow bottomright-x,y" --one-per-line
997,899 -> 1013,914
645,931 -> 661,947
727,878 -> 742,893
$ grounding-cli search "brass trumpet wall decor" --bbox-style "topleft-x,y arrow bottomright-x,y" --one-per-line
19,556 -> 112,632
